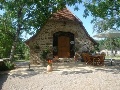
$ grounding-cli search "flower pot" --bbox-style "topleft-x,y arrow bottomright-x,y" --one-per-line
47,65 -> 52,72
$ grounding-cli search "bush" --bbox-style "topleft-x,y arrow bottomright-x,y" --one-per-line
40,48 -> 50,60
0,60 -> 15,71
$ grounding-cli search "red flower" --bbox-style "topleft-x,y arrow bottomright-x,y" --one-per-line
48,60 -> 52,66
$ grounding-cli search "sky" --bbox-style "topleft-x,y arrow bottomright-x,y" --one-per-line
67,4 -> 96,38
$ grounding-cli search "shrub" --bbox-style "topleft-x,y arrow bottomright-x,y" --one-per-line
0,60 -> 15,71
40,48 -> 50,60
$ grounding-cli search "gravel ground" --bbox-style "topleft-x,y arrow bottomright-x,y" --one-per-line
0,61 -> 120,90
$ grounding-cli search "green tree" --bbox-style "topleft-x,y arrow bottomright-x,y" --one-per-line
0,12 -> 30,60
84,0 -> 120,55
83,0 -> 120,32
0,14 -> 15,58
97,38 -> 120,56
15,39 -> 30,60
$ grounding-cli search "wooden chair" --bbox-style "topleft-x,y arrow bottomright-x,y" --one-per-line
82,53 -> 93,65
92,56 -> 101,66
91,54 -> 105,66
101,52 -> 106,58
100,52 -> 106,65
53,56 -> 60,63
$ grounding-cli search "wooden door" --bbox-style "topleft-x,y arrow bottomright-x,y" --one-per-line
58,36 -> 70,58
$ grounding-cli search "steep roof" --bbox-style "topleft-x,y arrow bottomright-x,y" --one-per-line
25,7 -> 97,45
50,8 -> 79,22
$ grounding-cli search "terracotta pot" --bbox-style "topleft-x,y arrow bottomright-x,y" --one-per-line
47,65 -> 52,72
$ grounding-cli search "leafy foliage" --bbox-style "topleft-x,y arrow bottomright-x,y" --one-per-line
0,14 -> 15,58
0,14 -> 29,60
83,0 -> 120,32
40,47 -> 50,60
15,40 -> 30,60
4,60 -> 15,70
0,60 -> 14,71
96,38 -> 120,52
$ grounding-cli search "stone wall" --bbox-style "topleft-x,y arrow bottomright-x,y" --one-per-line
27,20 -> 95,64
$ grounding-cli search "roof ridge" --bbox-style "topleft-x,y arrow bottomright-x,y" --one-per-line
66,7 -> 82,23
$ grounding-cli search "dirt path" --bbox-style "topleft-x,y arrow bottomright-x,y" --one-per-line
0,61 -> 120,90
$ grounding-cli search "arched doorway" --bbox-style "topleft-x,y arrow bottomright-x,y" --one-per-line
53,31 -> 75,58
58,36 -> 70,58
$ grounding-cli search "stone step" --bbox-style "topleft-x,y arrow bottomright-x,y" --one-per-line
58,58 -> 74,62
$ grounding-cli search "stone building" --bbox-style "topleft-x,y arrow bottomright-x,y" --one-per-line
25,8 -> 97,64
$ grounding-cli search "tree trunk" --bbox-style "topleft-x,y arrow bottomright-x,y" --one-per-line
9,8 -> 22,61
9,41 -> 16,61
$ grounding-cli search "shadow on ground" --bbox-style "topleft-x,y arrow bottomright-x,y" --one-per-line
52,60 -> 120,75
94,60 -> 120,74
8,66 -> 47,78
0,60 -> 120,80
0,73 -> 9,90
12,60 -> 120,76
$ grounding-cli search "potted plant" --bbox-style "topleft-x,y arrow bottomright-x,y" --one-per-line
40,48 -> 50,67
47,59 -> 53,72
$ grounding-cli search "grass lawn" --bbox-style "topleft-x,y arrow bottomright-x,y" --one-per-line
105,56 -> 120,60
